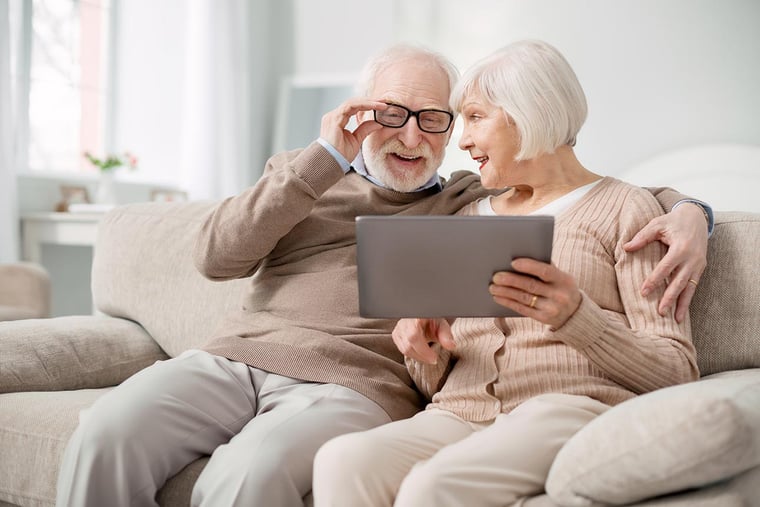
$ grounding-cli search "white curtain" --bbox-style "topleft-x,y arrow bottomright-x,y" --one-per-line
0,0 -> 19,262
179,0 -> 294,201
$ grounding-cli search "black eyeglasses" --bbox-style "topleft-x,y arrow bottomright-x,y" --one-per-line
374,103 -> 454,134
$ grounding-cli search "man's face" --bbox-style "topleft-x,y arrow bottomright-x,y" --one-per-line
360,58 -> 453,192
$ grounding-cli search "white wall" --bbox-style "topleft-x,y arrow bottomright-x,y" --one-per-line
112,0 -> 188,187
289,0 -> 760,180
292,0 -> 396,74
20,0 -> 760,204
109,0 -> 760,189
114,0 -> 294,196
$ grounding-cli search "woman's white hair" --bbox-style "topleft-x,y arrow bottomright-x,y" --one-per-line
356,44 -> 460,103
450,39 -> 587,161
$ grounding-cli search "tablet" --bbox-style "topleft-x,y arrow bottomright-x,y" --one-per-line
356,215 -> 554,318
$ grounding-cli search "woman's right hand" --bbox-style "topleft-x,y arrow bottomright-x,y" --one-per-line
490,258 -> 582,330
392,318 -> 456,365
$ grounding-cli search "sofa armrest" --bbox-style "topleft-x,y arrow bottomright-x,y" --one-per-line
0,262 -> 51,320
0,315 -> 169,393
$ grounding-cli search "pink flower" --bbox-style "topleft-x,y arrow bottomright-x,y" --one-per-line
124,151 -> 138,169
83,150 -> 139,172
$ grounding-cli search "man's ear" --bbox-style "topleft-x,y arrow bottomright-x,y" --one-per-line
442,117 -> 457,147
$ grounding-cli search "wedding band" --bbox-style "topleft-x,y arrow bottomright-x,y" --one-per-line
688,279 -> 699,287
529,294 -> 538,308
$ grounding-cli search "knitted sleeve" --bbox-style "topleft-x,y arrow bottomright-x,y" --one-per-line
193,142 -> 343,280
551,187 -> 699,393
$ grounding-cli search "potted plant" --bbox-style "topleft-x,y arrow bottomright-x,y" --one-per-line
83,151 -> 138,204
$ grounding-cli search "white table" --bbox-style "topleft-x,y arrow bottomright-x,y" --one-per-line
20,212 -> 103,263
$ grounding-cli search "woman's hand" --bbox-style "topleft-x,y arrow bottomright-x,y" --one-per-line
490,258 -> 582,329
392,318 -> 456,365
623,202 -> 708,323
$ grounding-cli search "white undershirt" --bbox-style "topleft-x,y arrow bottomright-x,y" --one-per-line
477,180 -> 601,217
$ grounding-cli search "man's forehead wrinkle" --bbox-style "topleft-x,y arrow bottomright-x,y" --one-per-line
369,57 -> 451,110
374,80 -> 450,111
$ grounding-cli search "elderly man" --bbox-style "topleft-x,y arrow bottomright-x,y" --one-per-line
56,45 -> 710,507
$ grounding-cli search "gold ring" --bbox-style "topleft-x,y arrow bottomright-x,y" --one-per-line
529,294 -> 538,308
688,279 -> 698,288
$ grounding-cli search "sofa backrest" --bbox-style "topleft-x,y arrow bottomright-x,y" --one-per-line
690,211 -> 760,376
92,203 -> 760,375
92,201 -> 246,357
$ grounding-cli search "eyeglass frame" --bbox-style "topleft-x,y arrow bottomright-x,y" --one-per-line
373,103 -> 454,134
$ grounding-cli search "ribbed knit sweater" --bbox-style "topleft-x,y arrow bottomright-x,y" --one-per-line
193,143 -> 491,420
194,143 -> 694,421
407,177 -> 700,421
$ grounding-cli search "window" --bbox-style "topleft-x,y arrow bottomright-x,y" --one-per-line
9,0 -> 115,173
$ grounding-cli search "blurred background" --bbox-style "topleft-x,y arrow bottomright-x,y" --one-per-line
2,0 -> 759,316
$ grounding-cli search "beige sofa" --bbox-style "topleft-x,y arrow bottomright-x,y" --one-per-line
0,262 -> 50,321
1,201 -> 759,507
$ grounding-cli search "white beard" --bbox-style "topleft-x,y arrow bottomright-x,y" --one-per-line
362,138 -> 444,192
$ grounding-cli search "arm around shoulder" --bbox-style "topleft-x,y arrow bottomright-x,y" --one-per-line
646,187 -> 713,234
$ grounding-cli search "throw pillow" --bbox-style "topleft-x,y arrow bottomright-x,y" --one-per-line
545,369 -> 760,505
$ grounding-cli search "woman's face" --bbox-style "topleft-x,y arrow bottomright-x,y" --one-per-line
457,89 -> 521,189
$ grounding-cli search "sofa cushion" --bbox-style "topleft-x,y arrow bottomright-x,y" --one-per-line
156,458 -> 208,506
545,369 -> 760,506
0,315 -> 167,393
633,465 -> 760,507
0,305 -> 39,321
93,202 -> 247,357
0,389 -> 210,507
0,389 -> 106,507
689,212 -> 760,376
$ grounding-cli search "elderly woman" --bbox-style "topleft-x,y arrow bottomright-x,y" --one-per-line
312,40 -> 700,506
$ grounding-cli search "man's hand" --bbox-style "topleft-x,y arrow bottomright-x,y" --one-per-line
392,318 -> 455,365
624,203 -> 708,323
319,98 -> 387,162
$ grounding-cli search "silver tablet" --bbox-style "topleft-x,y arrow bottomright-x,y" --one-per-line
356,215 -> 554,318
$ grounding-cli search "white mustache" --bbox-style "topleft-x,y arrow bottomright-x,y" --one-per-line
380,140 -> 431,159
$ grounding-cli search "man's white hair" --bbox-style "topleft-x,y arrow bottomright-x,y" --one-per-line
355,44 -> 460,104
